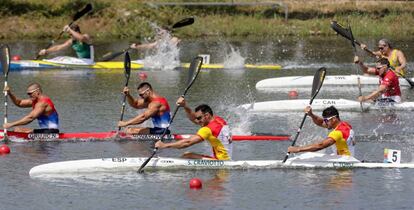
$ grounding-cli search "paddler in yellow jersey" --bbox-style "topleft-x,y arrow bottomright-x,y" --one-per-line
155,97 -> 232,160
288,106 -> 355,156
360,39 -> 407,76
38,24 -> 93,60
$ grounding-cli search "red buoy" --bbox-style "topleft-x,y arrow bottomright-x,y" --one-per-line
12,55 -> 21,61
288,90 -> 298,99
189,178 -> 202,189
138,72 -> 148,81
0,144 -> 10,155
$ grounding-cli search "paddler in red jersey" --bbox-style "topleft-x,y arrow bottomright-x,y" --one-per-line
118,82 -> 171,135
354,57 -> 401,103
155,97 -> 233,160
288,106 -> 355,156
3,83 -> 59,133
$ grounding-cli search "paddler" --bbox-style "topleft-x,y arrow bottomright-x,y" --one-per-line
129,27 -> 180,51
3,83 -> 59,133
155,97 -> 232,160
360,39 -> 407,76
118,82 -> 171,134
38,24 -> 93,61
354,57 -> 401,103
288,106 -> 355,156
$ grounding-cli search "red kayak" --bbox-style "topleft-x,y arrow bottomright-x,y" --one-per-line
0,130 -> 290,142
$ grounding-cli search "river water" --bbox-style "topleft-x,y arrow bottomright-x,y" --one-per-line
1,37 -> 414,209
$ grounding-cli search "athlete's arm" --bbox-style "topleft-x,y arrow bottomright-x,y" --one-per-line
40,39 -> 72,55
359,84 -> 386,102
119,101 -> 161,126
176,97 -> 197,123
395,50 -> 407,74
288,137 -> 336,153
5,89 -> 32,108
305,106 -> 325,128
155,135 -> 203,149
3,101 -> 47,128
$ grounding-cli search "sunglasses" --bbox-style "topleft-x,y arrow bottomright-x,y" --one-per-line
323,115 -> 336,124
138,88 -> 150,97
27,88 -> 39,96
376,65 -> 386,70
378,45 -> 387,50
195,114 -> 205,121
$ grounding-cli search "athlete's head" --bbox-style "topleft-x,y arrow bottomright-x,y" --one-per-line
26,82 -> 42,99
137,82 -> 152,99
322,106 -> 340,129
375,58 -> 390,76
378,38 -> 393,51
70,24 -> 81,33
194,104 -> 213,126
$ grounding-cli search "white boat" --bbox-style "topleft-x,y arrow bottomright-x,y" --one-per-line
256,75 -> 413,90
239,99 -> 414,112
28,152 -> 414,177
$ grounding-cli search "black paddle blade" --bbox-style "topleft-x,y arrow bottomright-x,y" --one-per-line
1,45 -> 10,76
183,56 -> 203,95
124,51 -> 131,81
73,3 -> 93,21
310,67 -> 327,102
348,24 -> 356,49
331,21 -> 354,43
172,17 -> 195,29
101,50 -> 125,62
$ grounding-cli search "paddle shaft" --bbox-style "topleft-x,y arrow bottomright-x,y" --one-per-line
138,56 -> 203,173
282,68 -> 326,163
118,52 -> 131,131
348,25 -> 364,112
118,79 -> 130,131
3,75 -> 8,141
2,45 -> 10,142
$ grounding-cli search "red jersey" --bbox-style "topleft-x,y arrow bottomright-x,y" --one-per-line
377,69 -> 401,97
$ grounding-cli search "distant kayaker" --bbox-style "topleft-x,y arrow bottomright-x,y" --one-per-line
155,97 -> 232,160
288,106 -> 355,156
360,39 -> 407,76
3,83 -> 59,133
354,56 -> 401,103
38,24 -> 93,61
129,28 -> 180,51
118,82 -> 171,134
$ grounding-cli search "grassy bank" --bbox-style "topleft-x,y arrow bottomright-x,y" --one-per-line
0,0 -> 413,40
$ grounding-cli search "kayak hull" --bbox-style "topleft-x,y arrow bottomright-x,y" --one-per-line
29,152 -> 414,177
240,99 -> 414,112
6,60 -> 282,71
0,130 -> 290,142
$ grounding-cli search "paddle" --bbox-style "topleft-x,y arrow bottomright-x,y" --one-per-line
1,45 -> 10,142
118,51 -> 132,131
331,21 -> 414,88
282,67 -> 327,163
100,17 -> 194,62
137,56 -> 203,173
35,3 -> 92,60
348,23 -> 364,112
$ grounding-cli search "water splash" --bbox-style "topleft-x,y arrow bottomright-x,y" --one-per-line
141,23 -> 180,70
223,45 -> 245,69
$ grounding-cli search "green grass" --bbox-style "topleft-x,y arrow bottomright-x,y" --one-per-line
1,0 -> 414,40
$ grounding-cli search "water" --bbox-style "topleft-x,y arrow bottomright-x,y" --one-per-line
1,37 -> 414,209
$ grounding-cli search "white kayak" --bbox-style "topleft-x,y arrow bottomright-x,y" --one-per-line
239,99 -> 414,112
29,152 -> 414,177
256,75 -> 413,90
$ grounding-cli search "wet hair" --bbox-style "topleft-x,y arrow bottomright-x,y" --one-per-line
322,106 -> 340,120
27,82 -> 42,92
70,24 -> 81,33
376,57 -> 390,67
137,82 -> 152,90
379,38 -> 393,49
195,104 -> 213,116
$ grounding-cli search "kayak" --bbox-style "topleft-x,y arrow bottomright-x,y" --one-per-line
29,152 -> 414,177
0,129 -> 290,142
239,99 -> 414,112
5,60 -> 282,71
256,75 -> 413,90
